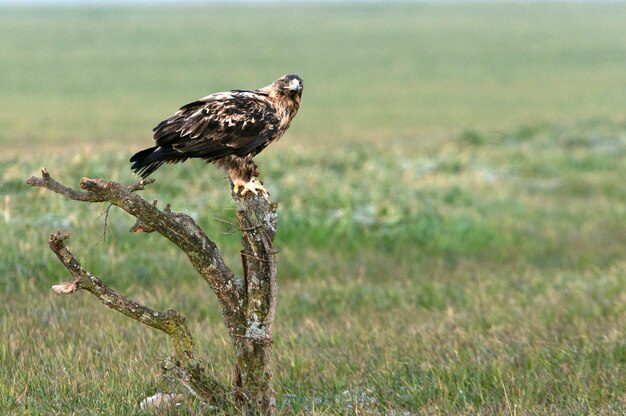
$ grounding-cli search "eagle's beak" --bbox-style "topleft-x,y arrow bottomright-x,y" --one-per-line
289,78 -> 302,92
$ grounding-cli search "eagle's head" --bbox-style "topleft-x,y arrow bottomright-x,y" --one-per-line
271,74 -> 303,99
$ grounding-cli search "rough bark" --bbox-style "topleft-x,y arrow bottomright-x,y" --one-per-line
26,168 -> 278,414
231,193 -> 279,415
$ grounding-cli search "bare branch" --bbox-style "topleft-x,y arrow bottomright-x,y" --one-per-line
47,231 -> 227,406
94,203 -> 114,246
26,168 -> 107,202
27,170 -> 244,338
127,178 -> 155,193
48,231 -> 190,346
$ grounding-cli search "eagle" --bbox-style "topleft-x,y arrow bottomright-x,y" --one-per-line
130,74 -> 303,196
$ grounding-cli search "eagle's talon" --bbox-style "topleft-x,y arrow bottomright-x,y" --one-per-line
240,187 -> 257,196
232,178 -> 268,197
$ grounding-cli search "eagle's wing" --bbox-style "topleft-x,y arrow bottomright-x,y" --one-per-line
153,91 -> 280,161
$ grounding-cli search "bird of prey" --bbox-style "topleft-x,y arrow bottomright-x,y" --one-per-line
130,74 -> 303,196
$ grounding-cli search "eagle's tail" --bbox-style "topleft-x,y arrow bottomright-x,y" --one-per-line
130,145 -> 185,178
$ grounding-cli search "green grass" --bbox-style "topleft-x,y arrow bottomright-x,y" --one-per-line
1,2 -> 626,415
2,121 -> 626,414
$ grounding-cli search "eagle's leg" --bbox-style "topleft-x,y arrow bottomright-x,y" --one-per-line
228,157 -> 269,197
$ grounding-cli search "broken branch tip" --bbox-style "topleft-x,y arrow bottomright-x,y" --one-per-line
52,281 -> 80,294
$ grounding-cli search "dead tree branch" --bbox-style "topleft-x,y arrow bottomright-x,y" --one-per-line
27,170 -> 244,333
27,168 -> 280,414
47,230 -> 227,406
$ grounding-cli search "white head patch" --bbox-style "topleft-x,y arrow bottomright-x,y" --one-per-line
289,78 -> 301,91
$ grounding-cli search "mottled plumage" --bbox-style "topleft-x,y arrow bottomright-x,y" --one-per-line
130,74 -> 303,195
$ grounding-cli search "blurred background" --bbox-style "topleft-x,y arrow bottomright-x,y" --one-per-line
1,1 -> 625,414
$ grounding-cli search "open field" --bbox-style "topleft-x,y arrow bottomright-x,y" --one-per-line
2,2 -> 626,152
1,2 -> 626,415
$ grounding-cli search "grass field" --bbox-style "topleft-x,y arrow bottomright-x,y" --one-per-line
1,2 -> 626,415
